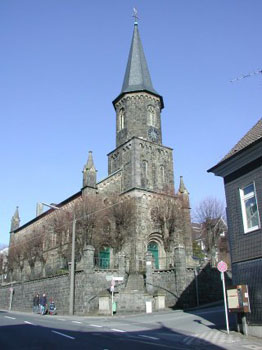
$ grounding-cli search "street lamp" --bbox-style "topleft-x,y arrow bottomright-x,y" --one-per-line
41,202 -> 76,315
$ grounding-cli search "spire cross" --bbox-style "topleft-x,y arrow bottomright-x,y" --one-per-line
132,8 -> 139,24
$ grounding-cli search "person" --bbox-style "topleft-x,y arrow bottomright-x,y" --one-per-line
39,293 -> 47,315
49,298 -> 56,315
33,293 -> 39,313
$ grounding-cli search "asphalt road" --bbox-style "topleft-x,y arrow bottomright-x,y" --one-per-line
0,306 -> 261,350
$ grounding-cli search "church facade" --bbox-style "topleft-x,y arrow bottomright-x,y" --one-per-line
5,22 -> 197,313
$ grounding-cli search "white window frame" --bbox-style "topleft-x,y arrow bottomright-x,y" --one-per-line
239,182 -> 260,233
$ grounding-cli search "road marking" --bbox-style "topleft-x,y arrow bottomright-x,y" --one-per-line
4,316 -> 16,320
111,328 -> 126,333
139,335 -> 160,340
72,321 -> 82,324
90,324 -> 103,328
242,346 -> 262,350
24,321 -> 33,325
183,336 -> 195,345
58,318 -> 65,321
52,330 -> 75,340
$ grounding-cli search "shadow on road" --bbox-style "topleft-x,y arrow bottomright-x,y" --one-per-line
0,319 -> 232,350
183,306 -> 237,331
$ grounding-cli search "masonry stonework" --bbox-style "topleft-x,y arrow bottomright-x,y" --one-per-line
1,22 -> 226,315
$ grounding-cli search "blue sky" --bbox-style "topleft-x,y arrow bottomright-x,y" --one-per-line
1,0 -> 262,245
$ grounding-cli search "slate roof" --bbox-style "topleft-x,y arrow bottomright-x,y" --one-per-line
121,23 -> 158,96
222,118 -> 262,161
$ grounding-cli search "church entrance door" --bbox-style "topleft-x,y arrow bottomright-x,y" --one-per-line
147,242 -> 159,269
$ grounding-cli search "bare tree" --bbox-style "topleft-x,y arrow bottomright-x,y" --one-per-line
8,237 -> 26,280
23,227 -> 46,279
193,197 -> 227,265
92,195 -> 136,253
151,196 -> 183,251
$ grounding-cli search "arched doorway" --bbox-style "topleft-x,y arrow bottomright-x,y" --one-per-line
147,241 -> 159,269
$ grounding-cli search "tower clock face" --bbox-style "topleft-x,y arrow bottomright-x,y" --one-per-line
148,127 -> 159,142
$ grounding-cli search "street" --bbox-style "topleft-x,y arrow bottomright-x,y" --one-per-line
0,306 -> 261,349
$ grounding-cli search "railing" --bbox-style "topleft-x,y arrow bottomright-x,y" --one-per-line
94,257 -> 120,270
152,257 -> 175,271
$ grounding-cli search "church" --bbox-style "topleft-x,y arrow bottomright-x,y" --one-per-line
5,19 -> 197,314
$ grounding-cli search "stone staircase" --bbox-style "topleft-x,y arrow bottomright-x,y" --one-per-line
125,273 -> 145,292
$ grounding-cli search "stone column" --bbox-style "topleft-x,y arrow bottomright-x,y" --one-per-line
82,245 -> 95,272
98,291 -> 111,315
117,253 -> 126,275
145,252 -> 154,294
154,290 -> 166,310
174,244 -> 187,295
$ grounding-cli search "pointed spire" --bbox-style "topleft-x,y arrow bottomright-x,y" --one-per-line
10,206 -> 20,232
82,151 -> 97,188
121,23 -> 159,96
178,176 -> 188,194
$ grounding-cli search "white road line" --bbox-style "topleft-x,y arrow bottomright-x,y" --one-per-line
72,321 -> 82,324
58,318 -> 65,321
24,321 -> 33,325
90,324 -> 103,328
52,330 -> 75,340
184,336 -> 195,345
4,316 -> 16,320
111,328 -> 126,333
139,335 -> 160,340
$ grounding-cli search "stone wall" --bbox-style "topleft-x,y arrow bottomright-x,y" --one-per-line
0,263 -> 228,314
0,270 -> 127,315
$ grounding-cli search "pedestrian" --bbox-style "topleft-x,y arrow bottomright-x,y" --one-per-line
32,293 -> 39,313
49,298 -> 56,315
39,293 -> 47,315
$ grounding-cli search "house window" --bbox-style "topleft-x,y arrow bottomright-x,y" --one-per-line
240,183 -> 260,233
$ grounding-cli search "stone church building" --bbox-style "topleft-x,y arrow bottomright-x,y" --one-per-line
3,21 -> 203,314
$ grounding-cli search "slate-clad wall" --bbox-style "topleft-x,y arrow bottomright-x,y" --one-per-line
225,164 -> 262,263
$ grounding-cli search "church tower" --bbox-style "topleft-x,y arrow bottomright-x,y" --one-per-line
108,21 -> 175,194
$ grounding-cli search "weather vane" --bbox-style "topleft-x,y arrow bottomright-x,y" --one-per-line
133,8 -> 139,24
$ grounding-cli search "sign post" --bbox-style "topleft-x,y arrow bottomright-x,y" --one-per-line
217,261 -> 229,334
110,279 -> 115,316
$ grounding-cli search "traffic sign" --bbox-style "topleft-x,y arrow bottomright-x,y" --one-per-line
217,261 -> 228,273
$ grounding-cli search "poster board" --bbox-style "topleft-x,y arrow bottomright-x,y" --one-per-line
227,285 -> 251,313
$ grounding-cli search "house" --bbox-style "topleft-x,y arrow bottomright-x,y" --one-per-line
208,119 -> 262,337
192,220 -> 230,268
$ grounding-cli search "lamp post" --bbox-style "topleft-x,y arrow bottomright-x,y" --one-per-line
41,202 -> 76,315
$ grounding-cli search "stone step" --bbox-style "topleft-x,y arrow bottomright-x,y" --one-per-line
125,273 -> 145,292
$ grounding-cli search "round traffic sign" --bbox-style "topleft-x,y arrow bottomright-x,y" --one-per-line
217,261 -> 228,272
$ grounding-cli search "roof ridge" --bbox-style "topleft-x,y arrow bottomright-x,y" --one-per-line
221,118 -> 262,162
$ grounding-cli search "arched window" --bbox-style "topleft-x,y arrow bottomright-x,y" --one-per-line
103,219 -> 111,235
147,106 -> 156,127
142,160 -> 148,177
98,247 -> 110,269
160,165 -> 165,184
147,241 -> 159,269
119,108 -> 125,131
